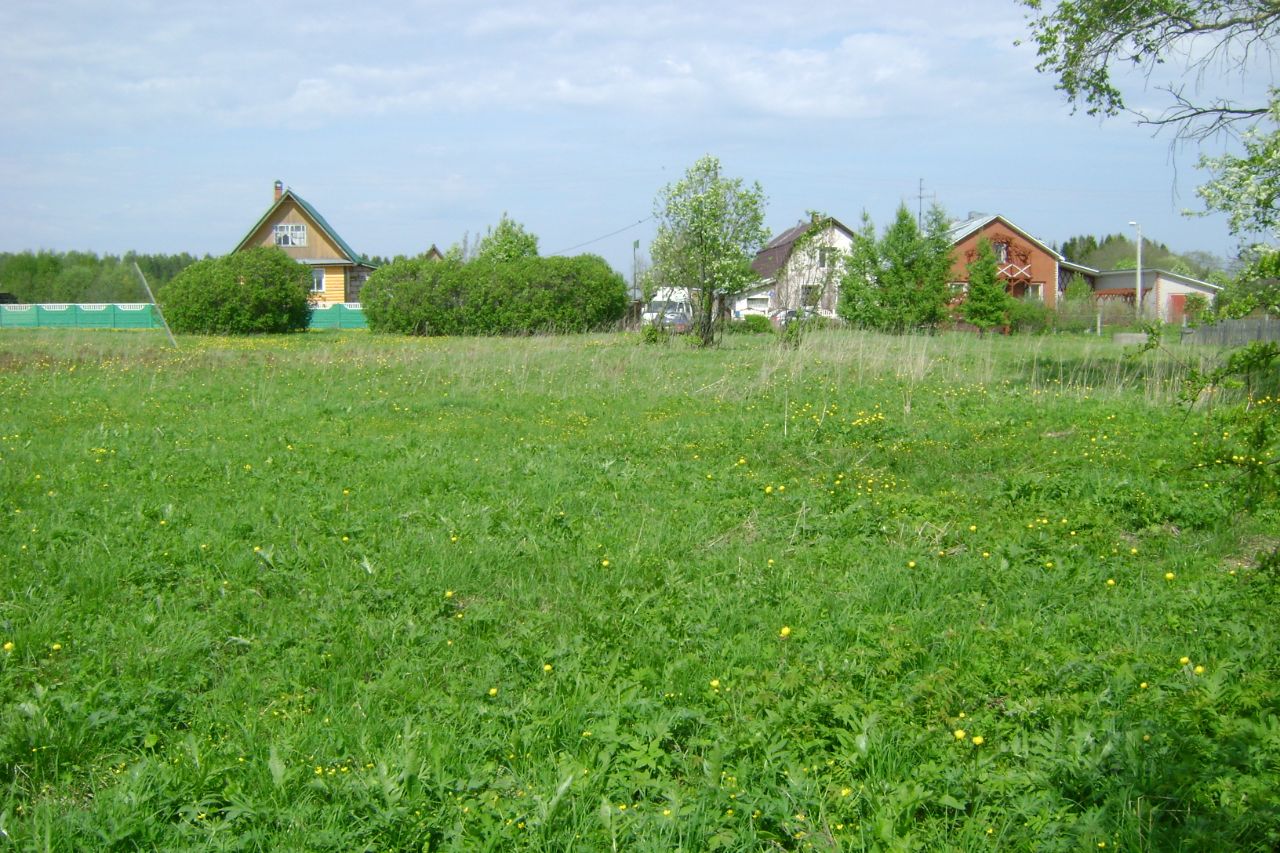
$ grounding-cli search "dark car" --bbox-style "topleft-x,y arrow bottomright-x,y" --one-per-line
659,308 -> 692,333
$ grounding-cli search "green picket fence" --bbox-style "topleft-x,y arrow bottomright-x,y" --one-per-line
0,303 -> 367,330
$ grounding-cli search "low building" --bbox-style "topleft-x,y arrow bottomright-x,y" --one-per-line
234,181 -> 377,304
1093,268 -> 1221,324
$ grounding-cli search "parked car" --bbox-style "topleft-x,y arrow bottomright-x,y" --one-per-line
658,308 -> 692,334
769,307 -> 821,329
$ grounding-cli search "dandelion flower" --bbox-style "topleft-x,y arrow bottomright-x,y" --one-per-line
50,643 -> 61,652
1140,682 -> 1148,689
2,641 -> 12,653
1106,578 -> 1116,586
1194,665 -> 1205,675
1179,656 -> 1191,665
971,736 -> 984,746
907,560 -> 916,568
779,626 -> 791,638
1164,572 -> 1175,581
601,559 -> 610,567
543,663 -> 553,673
488,687 -> 498,697
953,729 -> 966,740
709,679 -> 721,689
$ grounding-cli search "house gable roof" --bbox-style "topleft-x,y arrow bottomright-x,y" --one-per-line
752,216 -> 856,281
234,187 -> 372,266
945,214 -> 1065,263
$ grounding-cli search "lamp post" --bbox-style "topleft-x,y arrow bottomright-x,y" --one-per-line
1128,220 -> 1143,321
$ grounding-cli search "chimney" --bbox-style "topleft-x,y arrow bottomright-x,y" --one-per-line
274,180 -> 284,202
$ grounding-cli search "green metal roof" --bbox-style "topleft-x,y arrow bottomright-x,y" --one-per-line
233,187 -> 376,267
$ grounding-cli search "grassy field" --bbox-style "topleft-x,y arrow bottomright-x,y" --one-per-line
1,328 -> 1277,851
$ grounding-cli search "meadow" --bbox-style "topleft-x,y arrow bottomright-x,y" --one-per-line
0,328 -> 1277,851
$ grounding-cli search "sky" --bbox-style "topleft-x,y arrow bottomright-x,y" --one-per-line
1,0 -> 1272,279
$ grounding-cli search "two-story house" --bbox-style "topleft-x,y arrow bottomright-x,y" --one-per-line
234,181 -> 377,304
737,215 -> 856,318
946,214 -> 1096,310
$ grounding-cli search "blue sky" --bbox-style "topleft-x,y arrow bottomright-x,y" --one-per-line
1,0 -> 1269,278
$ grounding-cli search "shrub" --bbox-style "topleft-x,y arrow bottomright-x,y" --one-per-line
1008,297 -> 1054,334
727,315 -> 773,334
157,247 -> 311,334
1057,273 -> 1097,332
360,257 -> 469,335
362,254 -> 628,336
641,324 -> 670,344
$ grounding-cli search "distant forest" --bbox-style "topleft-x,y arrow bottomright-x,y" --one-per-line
1058,234 -> 1232,284
0,251 -> 205,303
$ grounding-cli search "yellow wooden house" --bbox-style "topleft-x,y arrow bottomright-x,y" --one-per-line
234,181 -> 377,304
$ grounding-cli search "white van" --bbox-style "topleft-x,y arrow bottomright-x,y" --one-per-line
642,287 -> 694,326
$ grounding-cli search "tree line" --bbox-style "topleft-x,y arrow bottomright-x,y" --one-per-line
0,251 -> 205,303
1058,234 -> 1231,284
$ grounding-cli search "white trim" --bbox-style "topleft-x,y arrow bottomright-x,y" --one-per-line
274,223 -> 307,247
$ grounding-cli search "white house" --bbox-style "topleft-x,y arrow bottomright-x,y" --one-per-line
739,215 -> 856,318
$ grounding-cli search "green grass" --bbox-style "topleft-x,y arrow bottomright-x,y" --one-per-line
1,328 -> 1277,850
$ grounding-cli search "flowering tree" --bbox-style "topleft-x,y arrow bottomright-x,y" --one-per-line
651,156 -> 768,347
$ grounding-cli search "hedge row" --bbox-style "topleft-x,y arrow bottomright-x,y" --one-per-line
157,248 -> 311,334
360,255 -> 628,336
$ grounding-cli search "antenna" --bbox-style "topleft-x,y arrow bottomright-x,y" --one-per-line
916,179 -> 937,228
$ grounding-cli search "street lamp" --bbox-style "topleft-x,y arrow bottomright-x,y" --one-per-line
1128,220 -> 1143,321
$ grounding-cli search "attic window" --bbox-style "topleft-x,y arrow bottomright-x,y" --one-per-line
818,247 -> 835,269
274,223 -> 307,247
993,242 -> 1009,263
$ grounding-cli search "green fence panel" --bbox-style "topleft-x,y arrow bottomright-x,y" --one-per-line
309,304 -> 367,330
0,305 -> 39,328
1,303 -> 367,331
0,304 -> 162,329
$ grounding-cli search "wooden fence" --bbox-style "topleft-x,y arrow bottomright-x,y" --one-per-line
1184,315 -> 1280,346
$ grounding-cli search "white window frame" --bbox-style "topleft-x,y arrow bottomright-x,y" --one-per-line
1026,283 -> 1043,301
274,223 -> 307,247
311,269 -> 326,294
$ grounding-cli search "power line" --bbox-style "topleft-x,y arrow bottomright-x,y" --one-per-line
548,216 -> 652,256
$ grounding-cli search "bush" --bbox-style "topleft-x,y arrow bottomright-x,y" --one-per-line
359,257 -> 469,335
362,254 -> 628,336
157,247 -> 311,334
1008,297 -> 1054,334
726,315 -> 773,334
641,324 -> 670,345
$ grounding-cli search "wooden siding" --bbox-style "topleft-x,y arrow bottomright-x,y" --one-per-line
319,267 -> 347,304
241,200 -> 346,261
